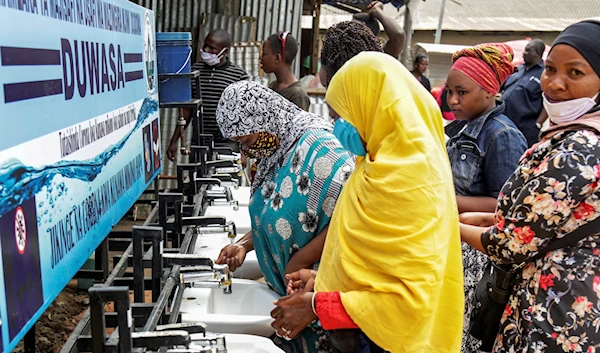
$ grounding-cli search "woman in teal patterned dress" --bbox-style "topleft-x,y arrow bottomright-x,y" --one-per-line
214,80 -> 354,353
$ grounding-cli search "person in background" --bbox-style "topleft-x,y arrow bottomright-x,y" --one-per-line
460,20 -> 600,353
319,20 -> 384,88
501,39 -> 547,147
270,51 -> 464,353
352,1 -> 405,59
299,56 -> 323,89
167,29 -> 248,160
437,83 -> 456,122
411,54 -> 432,92
261,31 -> 310,111
215,81 -> 354,353
444,43 -> 527,353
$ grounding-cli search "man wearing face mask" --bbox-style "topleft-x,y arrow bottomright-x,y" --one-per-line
167,29 -> 249,160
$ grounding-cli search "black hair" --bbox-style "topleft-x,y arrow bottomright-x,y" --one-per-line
414,54 -> 428,66
352,13 -> 381,37
209,29 -> 232,48
320,20 -> 383,85
266,32 -> 299,65
529,39 -> 546,56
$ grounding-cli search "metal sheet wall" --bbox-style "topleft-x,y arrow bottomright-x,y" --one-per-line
202,13 -> 256,43
239,0 -> 303,75
230,42 -> 269,86
308,94 -> 330,121
131,0 -> 303,73
129,0 -> 216,31
157,107 -> 192,190
137,0 -> 305,188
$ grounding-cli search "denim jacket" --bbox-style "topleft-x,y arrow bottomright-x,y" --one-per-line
446,101 -> 527,198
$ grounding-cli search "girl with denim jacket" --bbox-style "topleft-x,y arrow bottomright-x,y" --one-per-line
445,44 -> 527,353
460,20 -> 600,353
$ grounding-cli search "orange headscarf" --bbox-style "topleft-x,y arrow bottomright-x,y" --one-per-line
451,43 -> 515,94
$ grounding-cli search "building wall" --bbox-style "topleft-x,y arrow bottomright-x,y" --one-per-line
411,30 -> 560,48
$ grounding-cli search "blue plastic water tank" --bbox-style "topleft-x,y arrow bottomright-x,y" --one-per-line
156,32 -> 192,103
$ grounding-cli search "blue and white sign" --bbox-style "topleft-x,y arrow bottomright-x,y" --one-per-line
0,0 -> 159,350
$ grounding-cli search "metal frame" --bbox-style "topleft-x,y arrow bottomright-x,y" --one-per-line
60,135 -> 242,352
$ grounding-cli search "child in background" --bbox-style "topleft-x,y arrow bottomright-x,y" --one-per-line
444,43 -> 527,353
261,31 -> 310,111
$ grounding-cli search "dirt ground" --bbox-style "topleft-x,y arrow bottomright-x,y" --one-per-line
12,281 -> 89,353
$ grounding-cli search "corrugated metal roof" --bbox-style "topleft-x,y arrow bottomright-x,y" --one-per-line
303,3 -> 399,29
419,0 -> 600,20
129,0 -> 216,31
415,16 -> 597,32
415,42 -> 467,54
310,0 -> 600,32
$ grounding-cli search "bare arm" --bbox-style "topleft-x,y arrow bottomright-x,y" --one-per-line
167,108 -> 193,160
369,1 -> 405,59
456,195 -> 497,214
236,230 -> 254,252
284,225 -> 328,275
459,223 -> 487,253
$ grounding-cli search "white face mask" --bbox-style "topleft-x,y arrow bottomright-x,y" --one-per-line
543,92 -> 600,125
201,47 -> 227,66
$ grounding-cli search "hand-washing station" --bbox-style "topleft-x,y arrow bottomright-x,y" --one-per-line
180,279 -> 279,337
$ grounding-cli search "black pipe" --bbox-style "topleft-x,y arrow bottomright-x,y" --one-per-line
142,226 -> 195,331
59,205 -> 159,353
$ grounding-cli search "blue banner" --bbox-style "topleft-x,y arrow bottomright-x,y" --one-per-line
0,0 -> 159,350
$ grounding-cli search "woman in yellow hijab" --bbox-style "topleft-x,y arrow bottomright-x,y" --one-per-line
270,51 -> 464,353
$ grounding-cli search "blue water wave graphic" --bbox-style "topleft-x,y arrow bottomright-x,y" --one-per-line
0,98 -> 159,218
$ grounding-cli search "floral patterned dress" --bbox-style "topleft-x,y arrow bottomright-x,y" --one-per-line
481,129 -> 600,353
249,129 -> 354,353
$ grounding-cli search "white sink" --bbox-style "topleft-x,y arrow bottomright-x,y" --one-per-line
180,279 -> 280,337
209,186 -> 251,206
204,205 -> 251,235
189,333 -> 283,353
195,232 -> 263,280
230,187 -> 251,206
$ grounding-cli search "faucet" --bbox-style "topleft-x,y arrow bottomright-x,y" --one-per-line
206,187 -> 238,210
191,334 -> 227,353
180,264 -> 232,294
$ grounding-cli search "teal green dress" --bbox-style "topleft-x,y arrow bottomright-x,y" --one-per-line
249,129 -> 354,353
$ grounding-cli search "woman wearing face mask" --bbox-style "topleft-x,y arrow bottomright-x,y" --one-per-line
270,52 -> 464,353
215,80 -> 354,353
460,20 -> 600,353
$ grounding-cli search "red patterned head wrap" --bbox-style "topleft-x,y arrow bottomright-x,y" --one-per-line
450,43 -> 515,95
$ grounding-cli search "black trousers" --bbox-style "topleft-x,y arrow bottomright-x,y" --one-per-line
329,329 -> 386,353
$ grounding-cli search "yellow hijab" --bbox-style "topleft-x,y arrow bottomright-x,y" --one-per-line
315,52 -> 464,352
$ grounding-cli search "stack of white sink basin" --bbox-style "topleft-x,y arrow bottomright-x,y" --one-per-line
198,185 -> 261,279
180,279 -> 280,337
204,205 -> 252,235
188,333 -> 284,353
209,186 -> 251,207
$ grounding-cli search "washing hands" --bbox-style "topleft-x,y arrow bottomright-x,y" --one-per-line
285,269 -> 318,295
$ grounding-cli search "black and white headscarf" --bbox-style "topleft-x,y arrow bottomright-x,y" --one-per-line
216,81 -> 333,194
